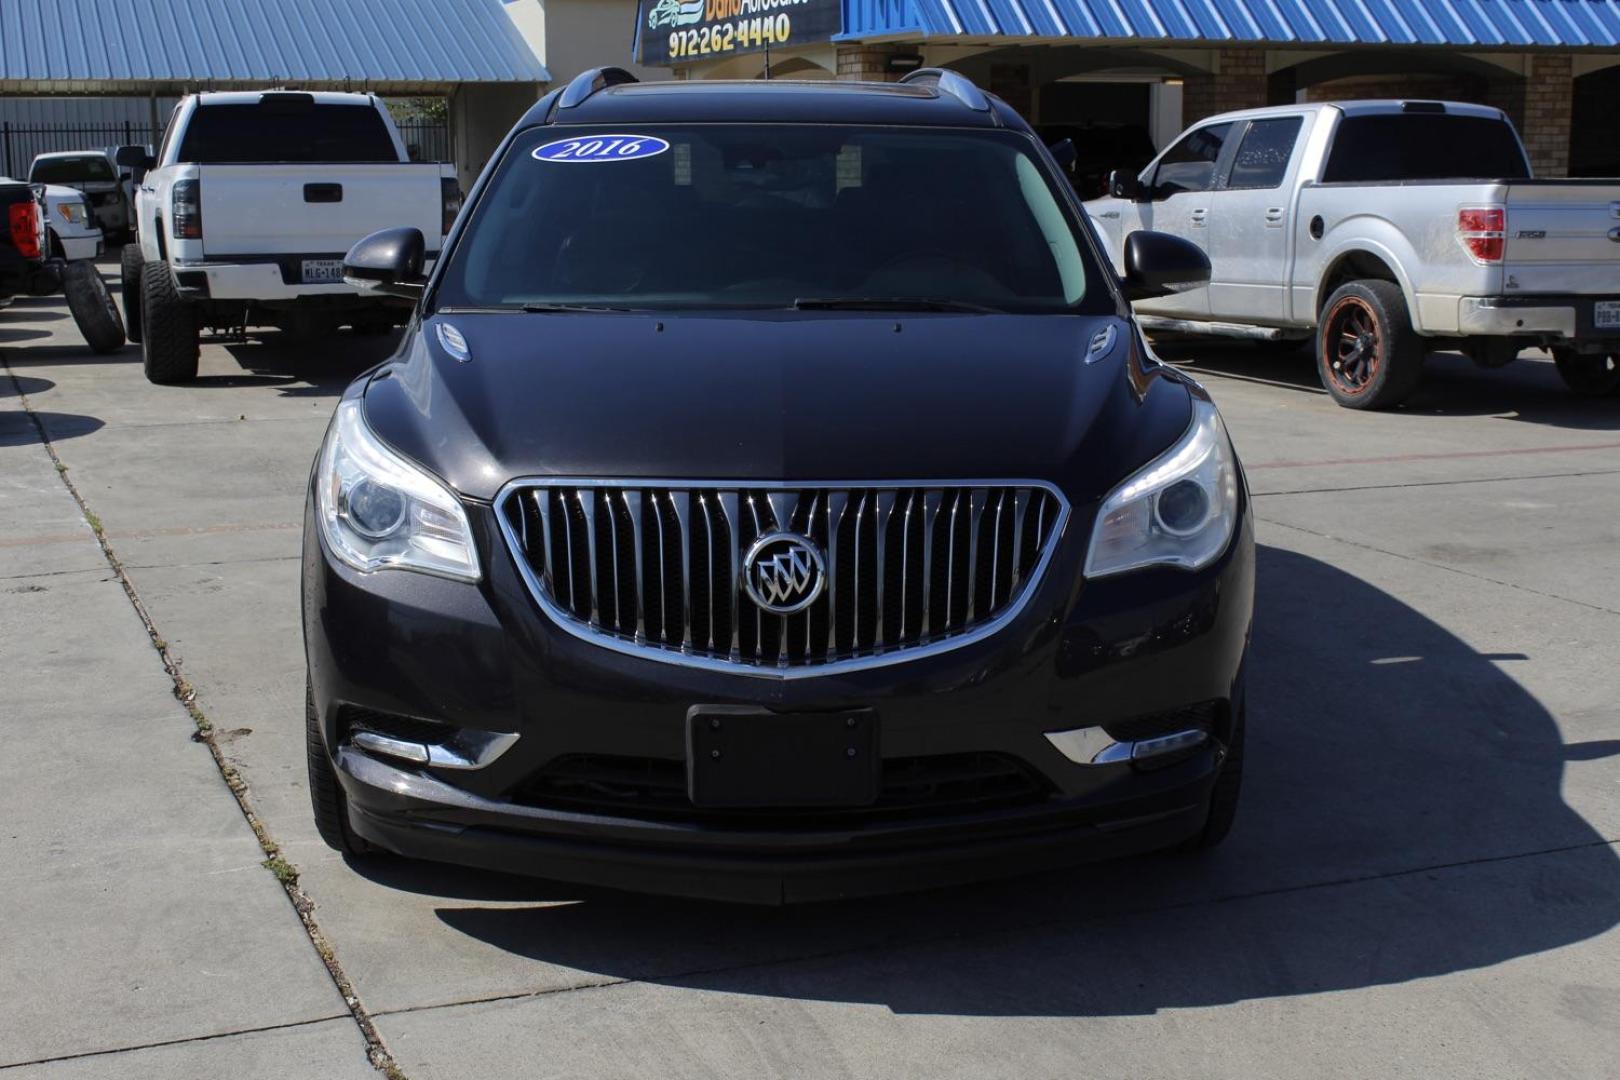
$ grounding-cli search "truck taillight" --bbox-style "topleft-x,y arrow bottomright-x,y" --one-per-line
172,179 -> 202,240
1457,206 -> 1504,264
8,201 -> 42,260
440,178 -> 463,237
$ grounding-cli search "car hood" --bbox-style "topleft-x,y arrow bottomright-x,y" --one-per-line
359,310 -> 1192,505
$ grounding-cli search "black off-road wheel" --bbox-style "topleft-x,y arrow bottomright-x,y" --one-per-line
306,681 -> 374,856
61,260 -> 127,355
1179,701 -> 1246,852
1552,349 -> 1620,397
1316,279 -> 1424,410
120,243 -> 145,343
139,260 -> 199,384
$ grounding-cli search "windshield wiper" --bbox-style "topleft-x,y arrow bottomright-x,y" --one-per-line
521,302 -> 639,313
792,296 -> 1007,314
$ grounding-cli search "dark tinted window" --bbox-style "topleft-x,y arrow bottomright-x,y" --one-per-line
30,156 -> 115,182
1153,123 -> 1232,195
1322,114 -> 1529,182
178,102 -> 397,164
1226,117 -> 1303,190
436,125 -> 1106,314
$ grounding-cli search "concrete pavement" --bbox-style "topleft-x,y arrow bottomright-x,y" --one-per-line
2,261 -> 1616,1078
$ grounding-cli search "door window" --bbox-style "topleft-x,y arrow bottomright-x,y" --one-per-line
1225,117 -> 1304,190
1152,123 -> 1232,196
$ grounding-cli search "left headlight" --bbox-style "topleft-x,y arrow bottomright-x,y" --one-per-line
1084,396 -> 1240,578
316,399 -> 481,582
57,200 -> 88,225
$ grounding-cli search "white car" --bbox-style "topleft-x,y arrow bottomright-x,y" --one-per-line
38,183 -> 105,262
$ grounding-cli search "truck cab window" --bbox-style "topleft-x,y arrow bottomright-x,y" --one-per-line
1152,123 -> 1232,197
1225,117 -> 1303,190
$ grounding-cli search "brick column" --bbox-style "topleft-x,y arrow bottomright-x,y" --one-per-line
1182,48 -> 1267,125
836,44 -> 908,82
1519,54 -> 1573,175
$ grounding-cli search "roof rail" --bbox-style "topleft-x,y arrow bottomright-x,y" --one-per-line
897,68 -> 990,112
559,67 -> 639,110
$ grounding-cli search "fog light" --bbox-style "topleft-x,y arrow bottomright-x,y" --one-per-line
1131,728 -> 1208,761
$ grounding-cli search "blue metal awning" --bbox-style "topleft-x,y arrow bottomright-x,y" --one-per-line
841,0 -> 1620,48
0,0 -> 550,90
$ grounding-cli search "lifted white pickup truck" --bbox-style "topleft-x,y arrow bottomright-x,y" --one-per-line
119,91 -> 459,384
1086,101 -> 1620,408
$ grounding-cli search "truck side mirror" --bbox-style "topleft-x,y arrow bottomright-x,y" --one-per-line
1108,168 -> 1146,201
113,145 -> 153,170
345,226 -> 427,300
1122,230 -> 1209,302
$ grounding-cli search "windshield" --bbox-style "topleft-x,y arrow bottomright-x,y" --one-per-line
436,125 -> 1105,314
31,156 -> 115,183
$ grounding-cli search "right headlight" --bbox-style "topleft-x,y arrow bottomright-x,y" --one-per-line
1084,396 -> 1239,578
316,399 -> 481,582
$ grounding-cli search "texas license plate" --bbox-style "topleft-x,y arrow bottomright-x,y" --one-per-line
686,706 -> 880,808
1595,300 -> 1620,329
301,259 -> 345,284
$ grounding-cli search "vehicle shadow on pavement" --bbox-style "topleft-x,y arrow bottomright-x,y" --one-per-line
210,329 -> 400,395
353,544 -> 1620,1014
1166,344 -> 1620,431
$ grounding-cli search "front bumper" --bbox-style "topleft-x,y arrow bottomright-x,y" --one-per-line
304,489 -> 1255,903
1458,295 -> 1620,350
57,230 -> 103,262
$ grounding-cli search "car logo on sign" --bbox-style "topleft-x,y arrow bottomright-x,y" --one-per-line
742,532 -> 826,615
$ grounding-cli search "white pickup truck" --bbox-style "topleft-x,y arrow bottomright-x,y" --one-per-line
118,91 -> 459,384
1085,101 -> 1620,408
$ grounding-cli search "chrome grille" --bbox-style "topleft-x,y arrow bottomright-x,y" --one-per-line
496,481 -> 1067,676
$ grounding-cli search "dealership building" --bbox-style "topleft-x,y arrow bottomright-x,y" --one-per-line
639,0 -> 1620,176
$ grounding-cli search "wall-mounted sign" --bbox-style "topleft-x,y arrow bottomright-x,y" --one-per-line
635,0 -> 842,66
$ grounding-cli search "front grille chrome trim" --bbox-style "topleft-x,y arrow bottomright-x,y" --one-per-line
494,478 -> 1070,681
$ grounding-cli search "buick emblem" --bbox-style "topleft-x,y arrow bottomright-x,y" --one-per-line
742,532 -> 826,615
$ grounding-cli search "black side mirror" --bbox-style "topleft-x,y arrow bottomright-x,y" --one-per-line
1047,138 -> 1077,171
1108,168 -> 1146,201
113,145 -> 152,170
1122,230 -> 1210,302
344,227 -> 427,299
118,171 -> 133,183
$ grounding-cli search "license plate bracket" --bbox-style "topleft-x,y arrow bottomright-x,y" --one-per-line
686,706 -> 880,808
1595,299 -> 1620,330
301,258 -> 345,284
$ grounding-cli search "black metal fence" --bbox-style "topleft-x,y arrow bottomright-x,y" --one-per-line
1,121 -> 155,178
1,118 -> 452,177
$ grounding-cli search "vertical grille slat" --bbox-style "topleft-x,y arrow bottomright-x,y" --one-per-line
502,482 -> 1066,672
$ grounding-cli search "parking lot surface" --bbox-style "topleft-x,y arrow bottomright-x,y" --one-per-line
3,259 -> 1617,1079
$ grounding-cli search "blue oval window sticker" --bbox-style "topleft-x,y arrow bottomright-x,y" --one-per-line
533,135 -> 670,164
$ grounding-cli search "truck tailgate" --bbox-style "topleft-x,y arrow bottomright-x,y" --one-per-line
198,164 -> 442,256
1502,182 -> 1620,294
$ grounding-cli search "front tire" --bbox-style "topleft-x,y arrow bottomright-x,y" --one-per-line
120,243 -> 145,343
1552,349 -> 1620,397
62,261 -> 127,355
1316,280 -> 1423,410
139,260 -> 199,384
306,681 -> 373,856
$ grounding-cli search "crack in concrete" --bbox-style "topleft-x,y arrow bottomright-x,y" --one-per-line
1258,516 -> 1620,618
1253,466 -> 1620,498
3,355 -> 408,1080
0,1015 -> 350,1072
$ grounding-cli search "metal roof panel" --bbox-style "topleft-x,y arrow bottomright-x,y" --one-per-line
0,0 -> 549,87
842,0 -> 1620,46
